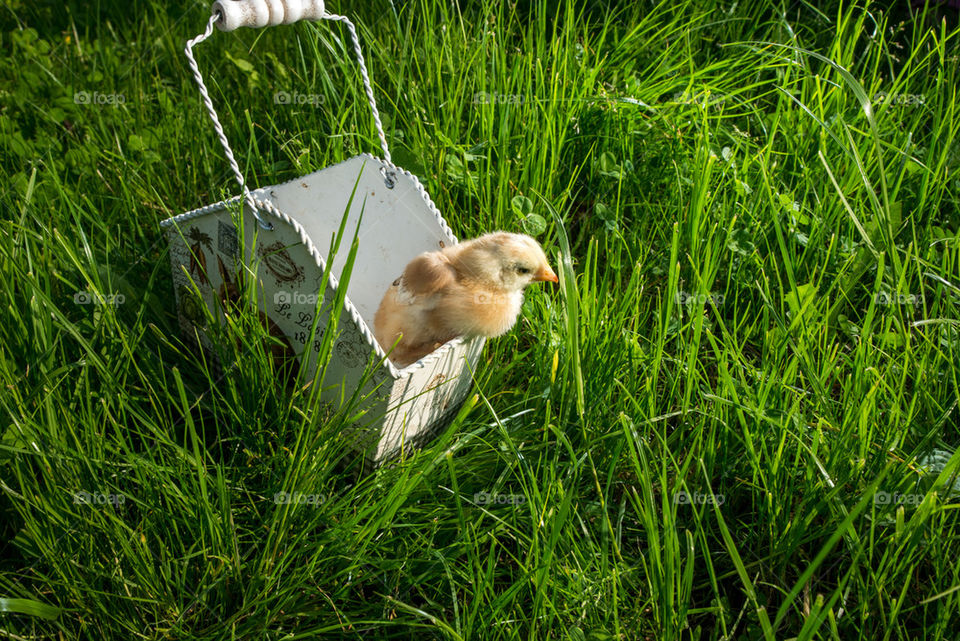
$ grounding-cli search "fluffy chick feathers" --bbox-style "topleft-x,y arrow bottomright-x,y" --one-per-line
374,232 -> 557,368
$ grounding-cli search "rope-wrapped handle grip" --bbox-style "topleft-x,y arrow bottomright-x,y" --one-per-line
213,0 -> 326,31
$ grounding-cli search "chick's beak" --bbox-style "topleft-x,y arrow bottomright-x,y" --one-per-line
532,266 -> 559,283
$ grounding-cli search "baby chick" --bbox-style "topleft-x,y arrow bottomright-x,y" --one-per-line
374,232 -> 558,368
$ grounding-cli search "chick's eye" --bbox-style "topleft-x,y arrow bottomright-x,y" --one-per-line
516,266 -> 532,274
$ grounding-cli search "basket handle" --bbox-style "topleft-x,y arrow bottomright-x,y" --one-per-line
184,3 -> 395,230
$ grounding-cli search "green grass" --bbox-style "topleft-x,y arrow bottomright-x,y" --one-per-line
2,0 -> 960,638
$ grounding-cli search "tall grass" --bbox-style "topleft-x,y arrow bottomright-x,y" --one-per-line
1,0 -> 959,638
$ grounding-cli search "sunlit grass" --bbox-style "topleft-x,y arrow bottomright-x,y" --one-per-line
1,0 -> 959,638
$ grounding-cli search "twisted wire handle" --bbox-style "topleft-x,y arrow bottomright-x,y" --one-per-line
183,3 -> 394,229
185,13 -> 271,228
321,13 -> 391,166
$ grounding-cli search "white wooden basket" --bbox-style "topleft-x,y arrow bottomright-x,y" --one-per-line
161,0 -> 484,462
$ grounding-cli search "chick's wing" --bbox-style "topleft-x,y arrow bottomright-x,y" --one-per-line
400,252 -> 456,298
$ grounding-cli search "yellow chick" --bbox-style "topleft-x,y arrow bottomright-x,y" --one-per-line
373,232 -> 558,367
